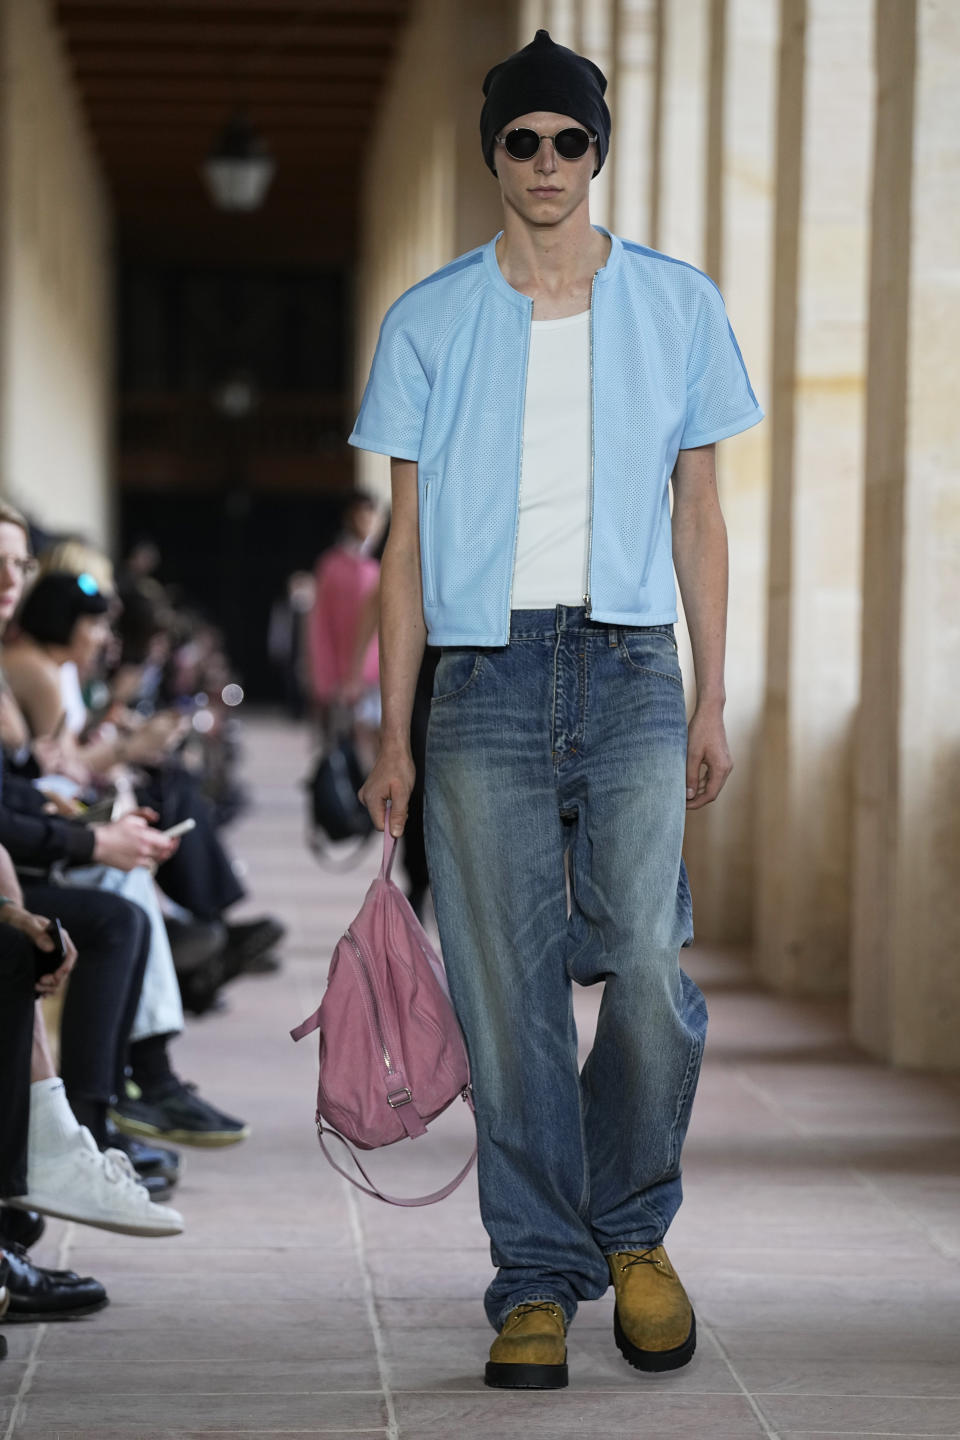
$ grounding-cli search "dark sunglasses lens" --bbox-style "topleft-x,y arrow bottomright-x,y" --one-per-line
503,129 -> 541,160
554,129 -> 591,159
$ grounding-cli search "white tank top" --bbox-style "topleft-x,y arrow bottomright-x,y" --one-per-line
511,310 -> 591,609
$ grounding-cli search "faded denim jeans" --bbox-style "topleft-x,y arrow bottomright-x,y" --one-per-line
424,606 -> 707,1329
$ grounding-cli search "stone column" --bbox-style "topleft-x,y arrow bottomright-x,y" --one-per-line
582,0 -> 615,228
658,0 -> 709,268
610,0 -> 658,245
851,0 -> 960,1068
682,0 -> 777,944
755,0 -> 873,994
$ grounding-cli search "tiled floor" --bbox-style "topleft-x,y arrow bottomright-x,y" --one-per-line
3,715 -> 959,1439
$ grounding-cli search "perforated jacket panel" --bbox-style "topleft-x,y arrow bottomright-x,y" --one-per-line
349,230 -> 763,647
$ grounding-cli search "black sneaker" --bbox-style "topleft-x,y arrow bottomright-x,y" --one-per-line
110,1081 -> 250,1148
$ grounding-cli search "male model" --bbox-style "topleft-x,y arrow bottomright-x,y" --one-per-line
352,29 -> 762,1390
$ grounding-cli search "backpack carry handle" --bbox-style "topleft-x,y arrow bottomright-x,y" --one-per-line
380,799 -> 398,881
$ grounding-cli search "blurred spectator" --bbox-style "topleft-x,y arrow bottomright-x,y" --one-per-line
3,562 -> 285,1013
0,511 -> 267,1157
268,571 -> 314,719
308,491 -> 382,744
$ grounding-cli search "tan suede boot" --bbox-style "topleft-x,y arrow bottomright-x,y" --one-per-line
607,1246 -> 696,1372
484,1301 -> 568,1389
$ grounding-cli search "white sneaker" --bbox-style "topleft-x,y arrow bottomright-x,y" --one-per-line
7,1126 -> 184,1237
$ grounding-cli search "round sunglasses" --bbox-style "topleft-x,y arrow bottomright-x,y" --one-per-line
496,126 -> 596,162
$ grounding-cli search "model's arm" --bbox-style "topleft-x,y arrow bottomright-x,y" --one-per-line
671,443 -> 734,810
358,459 -> 426,836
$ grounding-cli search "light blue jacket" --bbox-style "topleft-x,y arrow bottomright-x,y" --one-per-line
349,229 -> 763,646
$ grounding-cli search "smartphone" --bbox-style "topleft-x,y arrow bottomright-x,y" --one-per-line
34,917 -> 67,980
160,817 -> 196,840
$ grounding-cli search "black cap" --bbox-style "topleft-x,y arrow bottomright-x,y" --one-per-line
480,29 -> 611,177
17,571 -> 109,647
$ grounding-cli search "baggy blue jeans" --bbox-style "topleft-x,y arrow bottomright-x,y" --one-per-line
424,606 -> 707,1330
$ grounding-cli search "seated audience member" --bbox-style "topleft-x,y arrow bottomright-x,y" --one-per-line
0,901 -> 108,1346
0,841 -> 180,1292
0,513 -> 251,1147
5,556 -> 285,1003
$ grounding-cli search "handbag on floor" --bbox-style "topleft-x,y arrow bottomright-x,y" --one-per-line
291,806 -> 476,1207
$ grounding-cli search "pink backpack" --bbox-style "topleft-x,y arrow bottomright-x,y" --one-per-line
291,815 -> 476,1206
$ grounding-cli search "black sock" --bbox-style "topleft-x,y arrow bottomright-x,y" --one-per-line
69,1095 -> 109,1149
129,1033 -> 177,1099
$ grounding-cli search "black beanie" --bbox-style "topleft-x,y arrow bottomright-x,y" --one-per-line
480,29 -> 611,177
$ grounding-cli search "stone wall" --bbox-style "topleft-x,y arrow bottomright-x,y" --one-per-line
0,0 -> 113,546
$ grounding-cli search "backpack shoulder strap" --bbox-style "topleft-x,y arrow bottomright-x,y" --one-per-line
315,1119 -> 477,1208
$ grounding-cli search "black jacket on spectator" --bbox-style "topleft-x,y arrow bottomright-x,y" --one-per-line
0,763 -> 95,870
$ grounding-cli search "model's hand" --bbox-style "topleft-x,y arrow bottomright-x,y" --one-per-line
91,814 -> 179,870
359,741 -> 416,836
685,705 -> 733,810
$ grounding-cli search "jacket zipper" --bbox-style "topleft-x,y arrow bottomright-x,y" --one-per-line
583,271 -> 599,617
505,295 -> 534,630
345,928 -> 392,1071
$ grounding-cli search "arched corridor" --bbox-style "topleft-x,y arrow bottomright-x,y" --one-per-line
4,717 -> 957,1438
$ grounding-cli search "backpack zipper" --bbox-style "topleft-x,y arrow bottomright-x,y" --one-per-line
345,928 -> 392,1070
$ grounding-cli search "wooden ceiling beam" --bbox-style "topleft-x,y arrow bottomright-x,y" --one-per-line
60,22 -> 401,47
87,103 -> 372,121
79,80 -> 381,101
56,0 -> 406,12
69,53 -> 390,77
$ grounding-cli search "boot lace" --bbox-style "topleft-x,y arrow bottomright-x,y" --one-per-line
619,1248 -> 667,1273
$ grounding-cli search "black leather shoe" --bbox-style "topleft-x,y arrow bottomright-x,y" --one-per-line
138,1173 -> 175,1202
1,1242 -> 108,1321
0,1255 -> 8,1357
105,1128 -> 181,1185
0,1207 -> 46,1251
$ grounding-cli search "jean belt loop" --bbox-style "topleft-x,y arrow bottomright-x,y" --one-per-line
608,626 -> 619,647
556,605 -> 566,634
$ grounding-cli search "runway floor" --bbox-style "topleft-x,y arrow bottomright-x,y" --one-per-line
3,714 -> 959,1439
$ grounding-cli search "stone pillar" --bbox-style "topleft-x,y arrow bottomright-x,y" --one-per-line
851,0 -> 960,1068
519,0 -> 547,41
610,0 -> 658,245
658,0 -> 709,268
681,0 -> 777,944
582,0 -> 615,228
755,0 -> 873,994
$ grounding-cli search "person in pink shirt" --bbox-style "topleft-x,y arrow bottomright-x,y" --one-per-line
309,492 -> 382,746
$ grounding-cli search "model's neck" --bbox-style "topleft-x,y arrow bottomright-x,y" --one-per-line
496,207 -> 607,292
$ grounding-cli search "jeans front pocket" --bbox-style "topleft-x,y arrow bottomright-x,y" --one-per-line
617,626 -> 683,688
432,648 -> 484,703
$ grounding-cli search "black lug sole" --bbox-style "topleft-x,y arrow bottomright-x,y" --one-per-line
484,1359 -> 569,1389
614,1307 -> 697,1372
